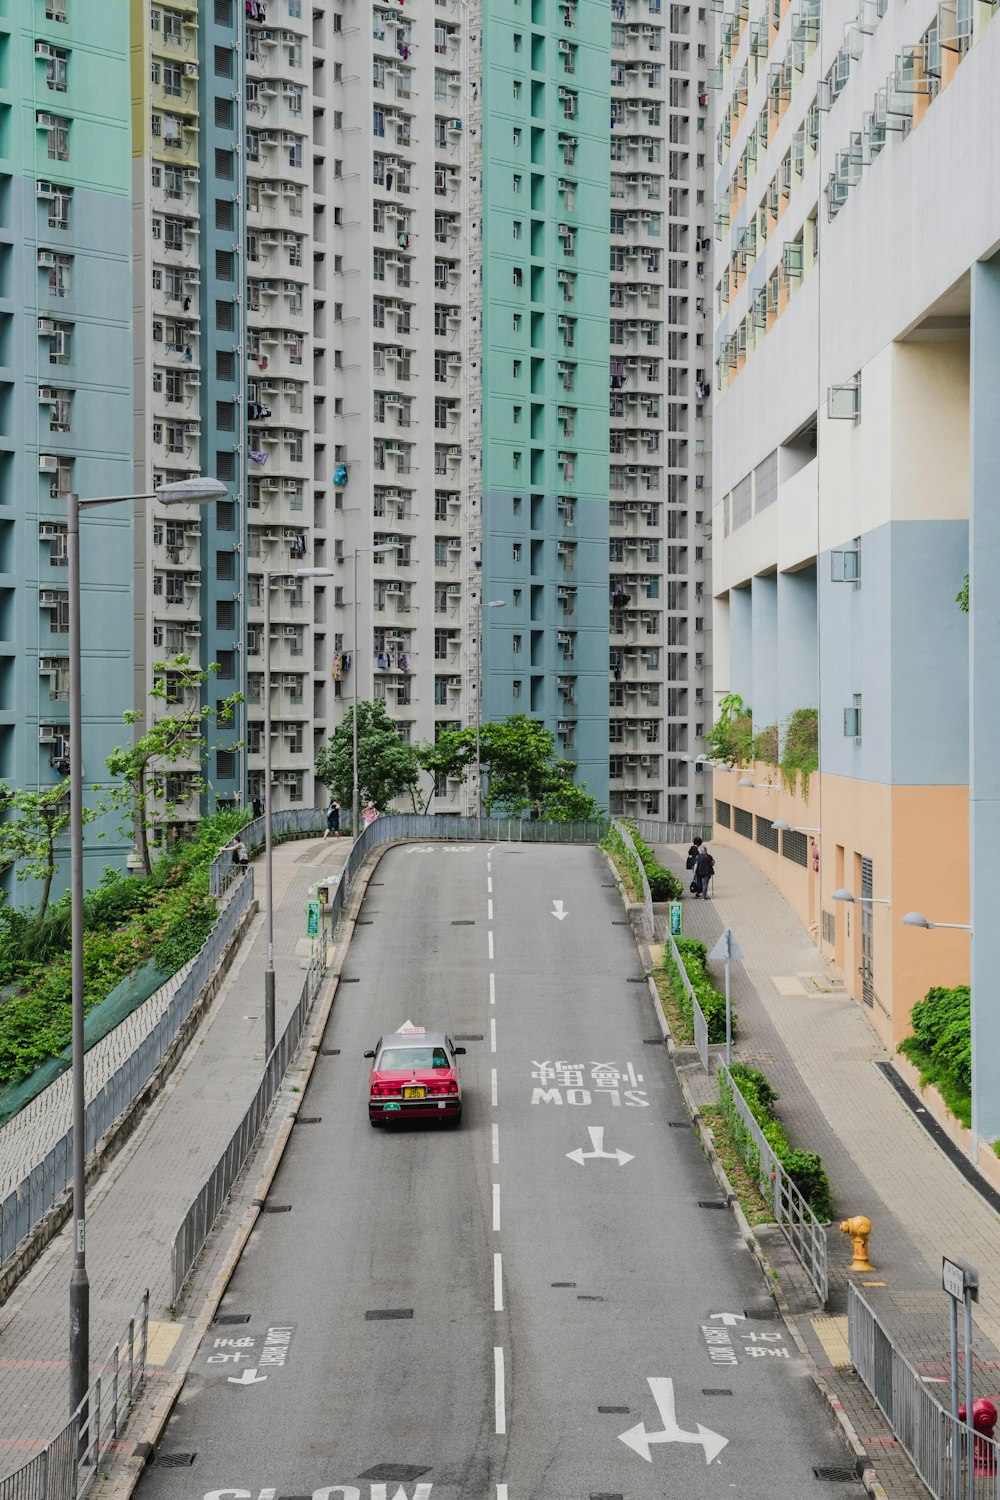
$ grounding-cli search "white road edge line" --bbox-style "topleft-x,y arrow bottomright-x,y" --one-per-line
494,1346 -> 506,1434
489,972 -> 496,1006
488,898 -> 494,921
490,1017 -> 497,1054
491,1067 -> 498,1106
488,930 -> 495,960
493,1181 -> 500,1231
494,1252 -> 503,1311
492,1122 -> 500,1165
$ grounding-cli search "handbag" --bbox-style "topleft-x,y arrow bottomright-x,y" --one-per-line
685,853 -> 694,870
689,879 -> 698,894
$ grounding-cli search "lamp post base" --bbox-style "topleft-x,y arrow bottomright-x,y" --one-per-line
264,966 -> 275,1060
69,1264 -> 90,1426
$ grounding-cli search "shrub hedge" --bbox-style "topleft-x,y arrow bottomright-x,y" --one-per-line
897,983 -> 971,1128
726,1062 -> 832,1220
0,809 -> 248,1088
671,936 -> 729,1044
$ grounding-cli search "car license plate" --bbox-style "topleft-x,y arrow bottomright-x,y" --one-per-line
403,1086 -> 426,1100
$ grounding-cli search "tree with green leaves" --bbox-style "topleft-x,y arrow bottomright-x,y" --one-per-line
414,726 -> 476,812
315,700 -> 422,814
0,782 -> 101,917
105,655 -> 241,877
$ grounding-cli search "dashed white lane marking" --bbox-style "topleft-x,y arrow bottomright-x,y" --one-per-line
490,1017 -> 497,1054
488,930 -> 495,960
492,1122 -> 500,1165
488,876 -> 493,893
494,1252 -> 504,1311
497,1486 -> 508,1500
494,1346 -> 506,1434
491,1067 -> 498,1106
493,1181 -> 500,1231
488,898 -> 494,921
489,972 -> 496,1005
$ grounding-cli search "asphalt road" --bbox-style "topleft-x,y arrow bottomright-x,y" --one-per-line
137,842 -> 863,1500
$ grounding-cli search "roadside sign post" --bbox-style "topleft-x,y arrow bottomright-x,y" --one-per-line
942,1255 -> 979,1500
669,902 -> 682,938
306,900 -> 320,939
708,929 -> 744,1069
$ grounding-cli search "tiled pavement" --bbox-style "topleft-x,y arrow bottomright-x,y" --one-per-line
0,836 -> 349,1481
652,841 -> 1000,1500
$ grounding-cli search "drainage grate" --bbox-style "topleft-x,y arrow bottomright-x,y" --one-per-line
340,977 -> 360,984
577,1294 -> 604,1301
598,1406 -> 629,1414
590,1493 -> 624,1499
611,920 -> 630,926
320,1048 -> 340,1056
668,1121 -> 691,1129
453,1034 -> 483,1041
357,920 -> 374,926
154,1454 -> 196,1468
295,1116 -> 321,1125
813,1468 -> 858,1483
365,1308 -> 414,1321
744,1300 -> 781,1320
698,1200 -> 727,1210
702,1388 -> 733,1396
451,920 -> 475,926
260,1203 -> 292,1214
551,1281 -> 576,1288
643,1038 -> 665,1045
626,977 -> 647,984
213,1313 -> 251,1326
359,1468 -> 430,1484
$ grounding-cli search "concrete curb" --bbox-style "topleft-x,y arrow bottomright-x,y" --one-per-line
98,843 -> 388,1500
605,857 -> 891,1500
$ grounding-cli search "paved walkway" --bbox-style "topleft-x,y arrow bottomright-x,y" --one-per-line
0,835 -> 349,1480
653,841 -> 1000,1500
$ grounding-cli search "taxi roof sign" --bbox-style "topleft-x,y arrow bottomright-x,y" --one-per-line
396,1020 -> 426,1034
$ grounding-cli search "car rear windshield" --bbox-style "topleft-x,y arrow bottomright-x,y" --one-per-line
378,1046 -> 450,1070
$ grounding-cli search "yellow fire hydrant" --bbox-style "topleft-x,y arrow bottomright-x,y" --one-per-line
840,1215 -> 874,1272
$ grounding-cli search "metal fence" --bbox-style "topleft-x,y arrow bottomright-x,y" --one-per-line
0,1293 -> 149,1500
717,1063 -> 829,1304
209,807 -> 329,896
631,819 -> 712,848
610,819 -> 654,938
170,959 -> 324,1305
849,1283 -> 999,1500
0,875 -> 254,1272
667,932 -> 711,1071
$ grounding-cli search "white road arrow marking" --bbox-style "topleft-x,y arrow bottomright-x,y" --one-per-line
566,1124 -> 634,1167
709,1312 -> 746,1327
227,1368 -> 268,1386
619,1377 -> 728,1465
551,900 -> 568,921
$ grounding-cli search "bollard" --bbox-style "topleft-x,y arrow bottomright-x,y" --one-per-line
958,1399 -> 998,1475
839,1215 -> 874,1272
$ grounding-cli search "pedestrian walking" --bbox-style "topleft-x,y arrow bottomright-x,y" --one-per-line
362,800 -> 379,828
693,843 -> 715,899
323,799 -> 341,839
686,836 -> 702,873
251,795 -> 264,820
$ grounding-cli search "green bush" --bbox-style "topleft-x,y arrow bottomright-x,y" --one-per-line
898,983 -> 971,1126
671,936 -> 730,1044
631,827 -> 684,901
724,1063 -> 832,1220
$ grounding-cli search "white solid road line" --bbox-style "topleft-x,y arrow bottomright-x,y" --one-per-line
494,1252 -> 504,1311
488,898 -> 494,920
488,930 -> 495,960
489,971 -> 496,1005
490,1016 -> 497,1053
491,1067 -> 498,1106
494,1346 -> 506,1434
492,1122 -> 500,1165
493,1181 -> 500,1231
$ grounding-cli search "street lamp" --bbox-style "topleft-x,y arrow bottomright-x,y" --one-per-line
832,887 -> 891,907
66,475 -> 225,1422
260,565 -> 334,1060
901,910 -> 973,933
772,820 -> 820,833
476,600 -> 505,819
349,544 -> 397,837
738,777 -> 777,790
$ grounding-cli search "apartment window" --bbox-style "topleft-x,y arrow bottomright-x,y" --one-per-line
513,127 -> 521,146
216,401 -> 235,431
287,138 -> 303,170
214,46 -> 233,77
512,634 -> 522,653
165,217 -> 185,251
48,390 -> 72,432
216,453 -> 235,483
214,0 -> 232,21
215,198 -> 235,234
844,694 -> 862,741
46,321 -> 72,365
48,188 -> 72,231
216,250 -> 234,280
46,253 -> 72,298
216,600 -> 235,630
162,61 -> 182,96
216,552 -> 235,583
513,174 -> 522,193
215,149 -> 234,180
45,49 -> 69,92
513,80 -> 522,100
216,300 -> 235,331
512,543 -> 522,562
39,114 -> 70,162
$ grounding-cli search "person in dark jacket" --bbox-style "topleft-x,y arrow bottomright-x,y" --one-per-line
686,836 -> 702,872
693,844 -> 715,899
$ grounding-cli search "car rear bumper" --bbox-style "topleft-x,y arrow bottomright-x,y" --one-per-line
369,1096 -> 462,1120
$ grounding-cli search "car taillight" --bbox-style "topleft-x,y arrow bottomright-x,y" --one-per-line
429,1080 -> 459,1095
371,1081 -> 402,1097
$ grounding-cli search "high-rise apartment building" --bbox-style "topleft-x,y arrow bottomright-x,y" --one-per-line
4,0 -> 134,899
707,0 -> 999,1139
608,0 -> 713,822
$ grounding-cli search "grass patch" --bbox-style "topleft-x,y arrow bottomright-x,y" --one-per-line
654,967 -> 693,1044
700,1104 -> 774,1227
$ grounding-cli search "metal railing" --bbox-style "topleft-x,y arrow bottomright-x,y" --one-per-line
209,807 -> 329,896
849,1283 -> 999,1500
611,818 -> 654,938
0,875 -> 254,1272
631,818 -> 712,848
171,959 -> 324,1305
717,1063 -> 829,1304
0,1293 -> 149,1500
668,932 -> 711,1071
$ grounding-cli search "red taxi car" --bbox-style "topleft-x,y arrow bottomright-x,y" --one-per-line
365,1023 -> 466,1127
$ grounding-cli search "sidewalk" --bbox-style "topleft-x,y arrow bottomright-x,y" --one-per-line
0,834 -> 349,1480
654,841 -> 1000,1500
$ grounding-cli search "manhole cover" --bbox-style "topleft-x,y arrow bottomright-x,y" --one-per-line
365,1308 -> 414,1321
358,1467 -> 430,1483
213,1313 -> 251,1326
155,1454 -> 196,1468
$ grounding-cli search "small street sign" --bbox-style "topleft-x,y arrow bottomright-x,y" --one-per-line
306,900 -> 321,938
942,1256 -> 979,1302
669,902 -> 682,937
